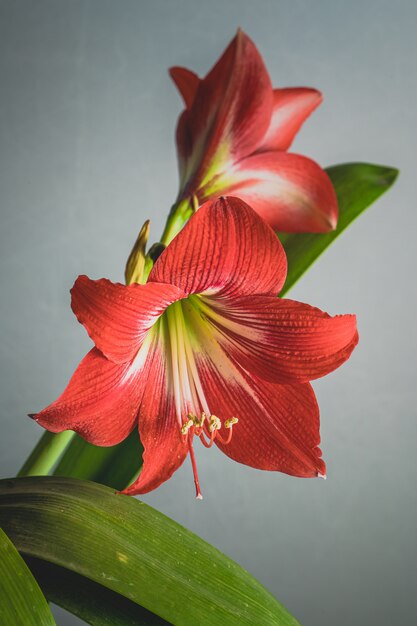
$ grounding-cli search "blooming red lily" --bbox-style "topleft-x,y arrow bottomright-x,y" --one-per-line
171,30 -> 337,233
34,197 -> 357,498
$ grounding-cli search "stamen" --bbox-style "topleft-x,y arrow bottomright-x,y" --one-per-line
174,309 -> 194,422
165,298 -> 242,497
197,415 -> 222,448
165,308 -> 183,425
192,412 -> 207,432
216,417 -> 238,445
208,415 -> 221,433
199,431 -> 214,448
180,302 -> 212,416
181,419 -> 194,435
189,413 -> 203,436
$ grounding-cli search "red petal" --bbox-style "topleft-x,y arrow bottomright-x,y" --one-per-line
149,196 -> 287,297
216,379 -> 325,477
71,276 -> 184,364
175,110 -> 194,188
178,30 -> 273,197
258,88 -> 323,152
169,66 -> 200,109
199,295 -> 358,383
200,151 -> 338,232
121,340 -> 188,496
196,345 -> 325,477
34,347 -> 148,446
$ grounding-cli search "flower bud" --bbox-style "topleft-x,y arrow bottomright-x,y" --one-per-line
125,220 -> 150,285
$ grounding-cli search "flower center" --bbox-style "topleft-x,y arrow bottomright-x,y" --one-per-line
181,412 -> 238,447
163,297 -> 239,499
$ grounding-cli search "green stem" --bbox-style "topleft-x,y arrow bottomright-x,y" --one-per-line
160,198 -> 194,246
18,431 -> 75,477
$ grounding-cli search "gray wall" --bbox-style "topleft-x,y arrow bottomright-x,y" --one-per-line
0,1 -> 416,624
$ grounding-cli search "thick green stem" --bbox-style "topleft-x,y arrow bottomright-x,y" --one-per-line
160,198 -> 194,246
18,430 -> 75,477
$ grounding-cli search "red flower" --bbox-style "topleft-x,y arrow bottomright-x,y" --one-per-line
171,30 -> 337,233
34,197 -> 357,498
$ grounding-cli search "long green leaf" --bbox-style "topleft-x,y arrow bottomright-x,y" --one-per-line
25,557 -> 170,626
0,526 -> 56,626
280,162 -> 398,294
0,477 -> 299,626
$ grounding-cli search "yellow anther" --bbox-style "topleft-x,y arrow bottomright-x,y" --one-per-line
195,412 -> 207,428
181,419 -> 194,435
224,417 -> 238,429
186,413 -> 205,428
208,415 -> 221,433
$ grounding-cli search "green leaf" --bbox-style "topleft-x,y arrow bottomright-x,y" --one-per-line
54,430 -> 142,491
0,526 -> 56,626
25,557 -> 170,626
0,477 -> 299,626
279,162 -> 398,295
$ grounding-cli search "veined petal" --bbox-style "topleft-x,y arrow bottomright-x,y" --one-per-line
178,30 -> 273,196
34,346 -> 151,446
257,88 -> 323,152
71,276 -> 185,364
214,377 -> 325,478
149,196 -> 287,298
169,66 -> 200,109
200,152 -> 338,232
192,328 -> 325,477
121,323 -> 189,496
198,295 -> 358,384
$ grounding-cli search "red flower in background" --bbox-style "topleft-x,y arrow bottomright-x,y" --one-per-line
171,30 -> 337,233
34,197 -> 357,498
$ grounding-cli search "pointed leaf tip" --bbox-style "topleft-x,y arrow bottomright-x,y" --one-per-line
280,161 -> 398,294
380,167 -> 399,186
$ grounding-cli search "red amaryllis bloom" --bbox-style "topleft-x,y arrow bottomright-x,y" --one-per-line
171,30 -> 337,233
34,197 -> 357,498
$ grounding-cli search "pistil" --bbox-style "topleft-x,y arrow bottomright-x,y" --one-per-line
188,438 -> 203,500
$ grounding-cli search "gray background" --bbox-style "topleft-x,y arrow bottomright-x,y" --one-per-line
0,1 -> 416,624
